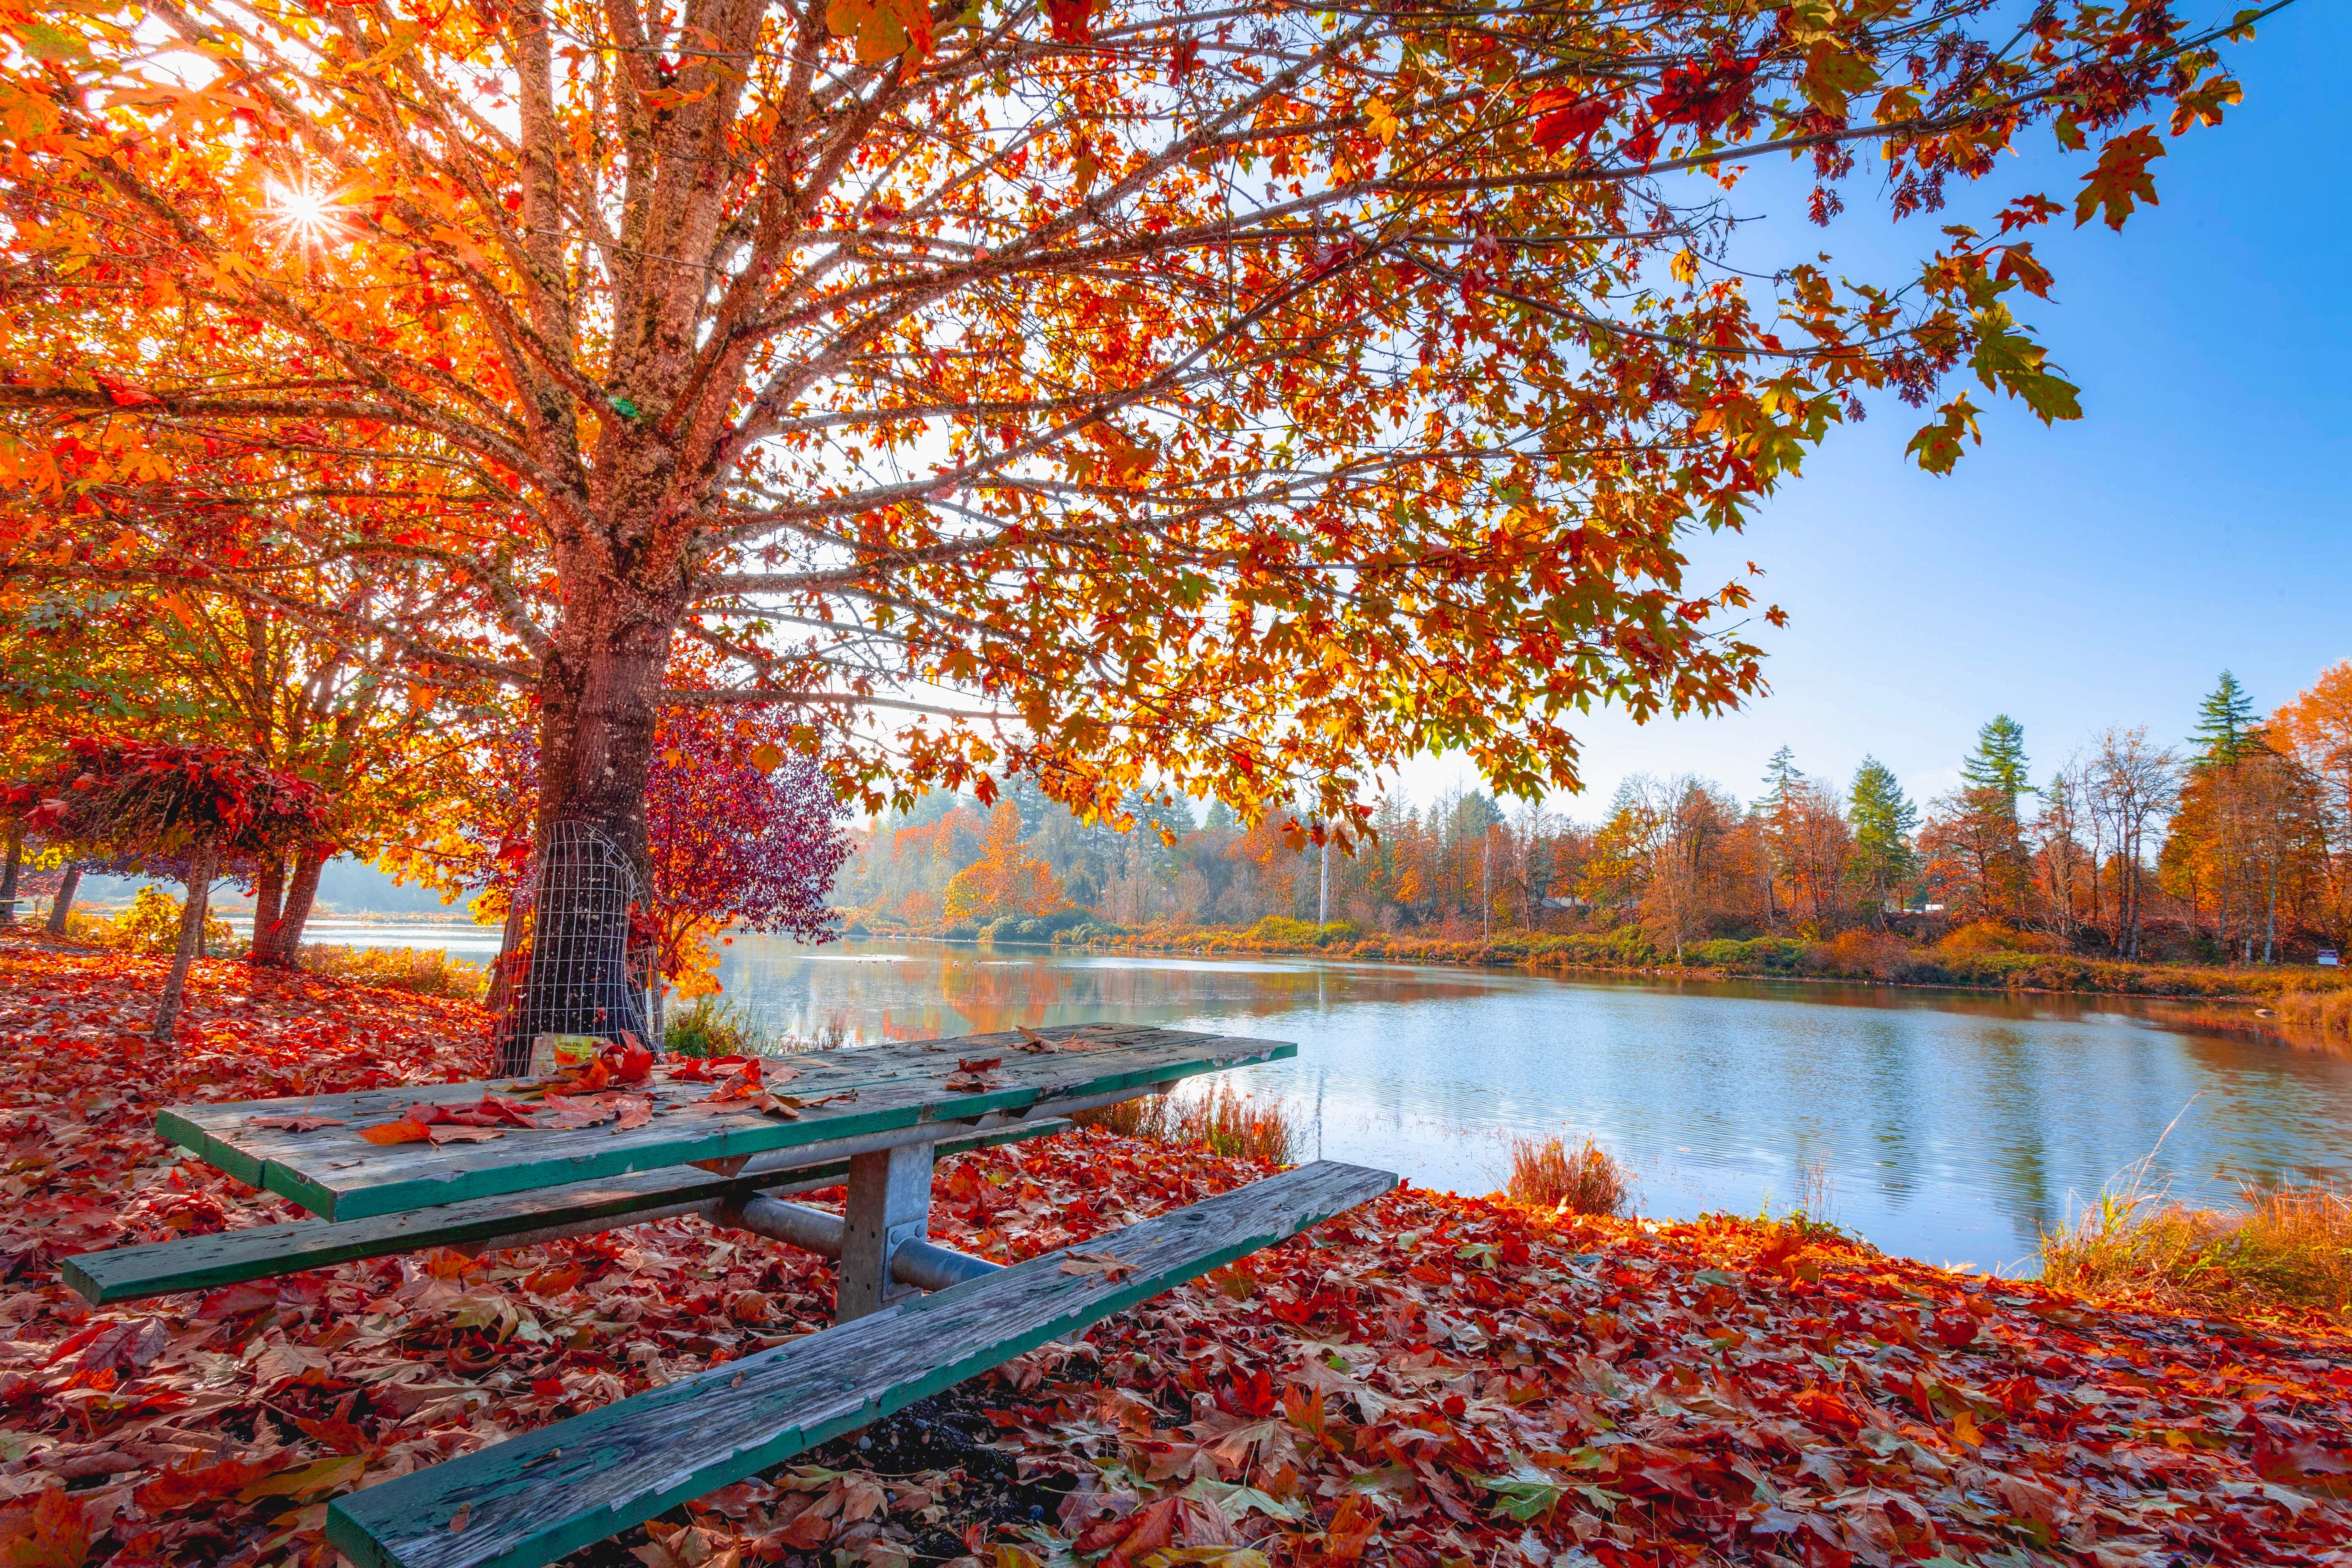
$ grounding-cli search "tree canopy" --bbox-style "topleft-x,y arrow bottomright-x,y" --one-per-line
0,0 -> 2257,835
0,0 -> 2266,1035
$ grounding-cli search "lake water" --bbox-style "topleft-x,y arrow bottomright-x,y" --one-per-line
258,919 -> 507,958
704,938 -> 2352,1272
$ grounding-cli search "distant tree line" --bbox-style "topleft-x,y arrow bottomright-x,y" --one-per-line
839,664 -> 2352,965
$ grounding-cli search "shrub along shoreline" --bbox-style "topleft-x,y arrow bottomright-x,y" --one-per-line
1026,917 -> 2352,1010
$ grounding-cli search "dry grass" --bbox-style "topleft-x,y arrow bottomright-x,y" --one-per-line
1074,1081 -> 1299,1164
297,943 -> 488,1002
1507,1134 -> 1632,1216
2274,988 -> 2352,1042
2039,1181 -> 2352,1318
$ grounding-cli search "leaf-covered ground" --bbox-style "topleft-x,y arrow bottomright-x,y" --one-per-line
3,931 -> 2349,1568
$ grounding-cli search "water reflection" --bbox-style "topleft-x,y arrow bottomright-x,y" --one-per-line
713,939 -> 2352,1270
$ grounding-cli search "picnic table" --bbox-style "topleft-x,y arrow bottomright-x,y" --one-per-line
67,1022 -> 1395,1568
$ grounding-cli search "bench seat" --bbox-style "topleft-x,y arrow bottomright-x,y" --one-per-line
328,1160 -> 1394,1568
65,1122 -> 1066,1305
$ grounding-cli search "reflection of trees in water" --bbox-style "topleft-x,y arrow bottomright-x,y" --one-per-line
933,950 -> 1076,1035
714,940 -> 2352,1262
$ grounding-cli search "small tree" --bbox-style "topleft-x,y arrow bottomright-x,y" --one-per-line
1846,758 -> 1920,922
9,740 -> 330,1039
942,803 -> 1064,929
1919,787 -> 2033,925
639,710 -> 852,1032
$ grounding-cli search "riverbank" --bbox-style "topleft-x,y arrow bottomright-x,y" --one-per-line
4,931 -> 2351,1565
1043,920 -> 2352,1006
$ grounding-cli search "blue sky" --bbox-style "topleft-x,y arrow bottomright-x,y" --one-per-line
1402,1 -> 2352,819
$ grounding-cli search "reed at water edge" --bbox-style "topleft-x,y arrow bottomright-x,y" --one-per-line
1074,1081 -> 1300,1164
2039,1179 -> 2352,1318
2273,988 -> 2352,1043
1505,1134 -> 1633,1216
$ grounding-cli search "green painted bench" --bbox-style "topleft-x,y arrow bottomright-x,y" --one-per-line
63,1122 -> 1064,1305
327,1160 -> 1395,1568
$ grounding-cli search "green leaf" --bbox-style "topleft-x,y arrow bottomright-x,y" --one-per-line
18,23 -> 92,61
239,1455 -> 368,1502
1471,1456 -> 1567,1523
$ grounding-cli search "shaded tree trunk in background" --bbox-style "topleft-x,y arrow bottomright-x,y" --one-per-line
485,896 -> 530,1022
46,865 -> 80,936
249,852 -> 286,966
152,845 -> 218,1042
2265,856 -> 2280,964
271,848 -> 328,966
0,824 -> 20,924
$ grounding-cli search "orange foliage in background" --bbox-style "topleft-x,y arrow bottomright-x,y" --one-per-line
942,803 -> 1064,925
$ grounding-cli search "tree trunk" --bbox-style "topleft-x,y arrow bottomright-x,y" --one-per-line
2263,857 -> 2278,964
153,843 -> 219,1043
0,823 -> 20,925
249,852 -> 287,966
2126,830 -> 2145,959
47,864 -> 80,936
276,848 -> 328,966
503,594 -> 668,1071
485,892 -> 531,1022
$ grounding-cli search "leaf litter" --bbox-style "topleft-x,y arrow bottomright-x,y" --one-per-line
1,932 -> 2349,1568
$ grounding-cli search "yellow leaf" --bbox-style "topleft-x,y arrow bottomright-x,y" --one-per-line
751,741 -> 784,772
825,0 -> 933,65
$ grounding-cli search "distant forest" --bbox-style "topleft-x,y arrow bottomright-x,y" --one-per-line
837,665 -> 2352,966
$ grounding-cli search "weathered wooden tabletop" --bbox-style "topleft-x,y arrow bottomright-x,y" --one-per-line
159,1024 -> 1293,1221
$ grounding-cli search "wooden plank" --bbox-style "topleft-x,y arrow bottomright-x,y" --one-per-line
328,1161 -> 1395,1568
159,1026 -> 1293,1221
63,1122 -> 1066,1305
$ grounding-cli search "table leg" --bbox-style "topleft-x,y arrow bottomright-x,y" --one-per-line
835,1141 -> 933,1322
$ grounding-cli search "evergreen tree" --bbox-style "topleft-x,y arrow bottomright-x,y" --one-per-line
1846,757 -> 1919,912
2189,671 -> 2264,765
1202,798 -> 1238,834
1960,716 -> 2033,814
1448,791 -> 1503,845
1757,745 -> 1802,812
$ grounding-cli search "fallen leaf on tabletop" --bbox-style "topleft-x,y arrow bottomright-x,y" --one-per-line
1059,1250 -> 1134,1282
245,1115 -> 345,1132
756,1090 -> 856,1119
358,1120 -> 432,1145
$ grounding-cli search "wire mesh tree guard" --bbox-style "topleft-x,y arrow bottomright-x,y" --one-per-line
492,821 -> 654,1075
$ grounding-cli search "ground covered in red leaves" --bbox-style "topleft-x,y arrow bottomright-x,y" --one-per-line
3,931 -> 2350,1568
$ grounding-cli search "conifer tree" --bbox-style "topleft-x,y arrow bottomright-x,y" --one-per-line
1847,757 -> 1920,917
1758,746 -> 1803,813
2190,671 -> 2264,766
1961,717 -> 2034,816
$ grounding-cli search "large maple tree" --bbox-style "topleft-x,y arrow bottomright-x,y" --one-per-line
0,0 -> 2261,1032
